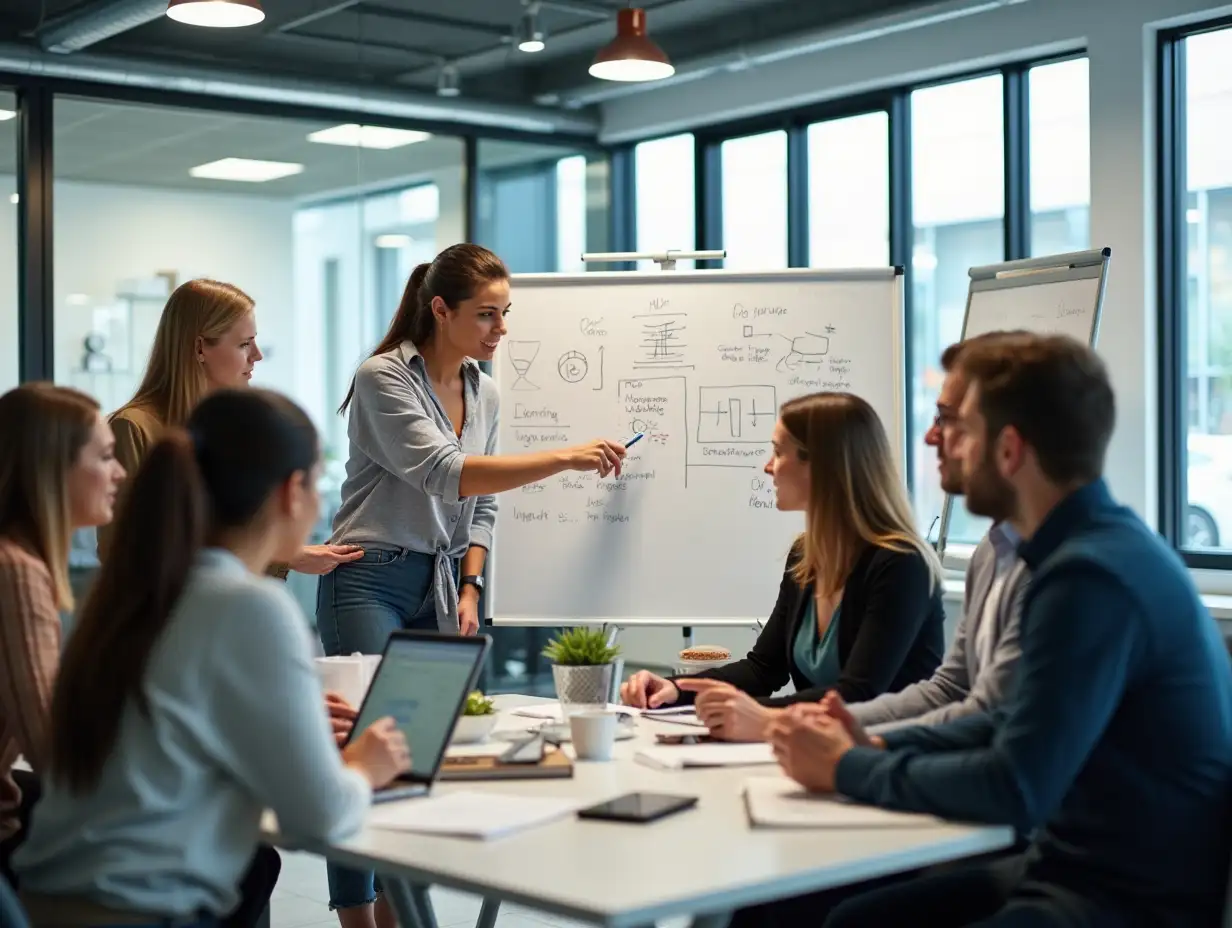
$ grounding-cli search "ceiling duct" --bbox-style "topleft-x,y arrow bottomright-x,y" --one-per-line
36,0 -> 168,54
0,42 -> 599,135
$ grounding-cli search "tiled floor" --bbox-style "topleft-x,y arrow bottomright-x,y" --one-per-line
270,851 -> 596,928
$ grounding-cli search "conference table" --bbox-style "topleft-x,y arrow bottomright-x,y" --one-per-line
264,695 -> 1014,928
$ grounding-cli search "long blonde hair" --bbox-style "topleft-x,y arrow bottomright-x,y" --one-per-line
120,279 -> 254,426
782,392 -> 941,597
0,383 -> 101,609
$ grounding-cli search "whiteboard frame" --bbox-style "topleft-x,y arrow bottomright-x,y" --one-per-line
935,247 -> 1111,561
488,266 -> 907,628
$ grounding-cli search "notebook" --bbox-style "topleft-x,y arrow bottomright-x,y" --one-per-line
743,776 -> 945,828
634,742 -> 777,770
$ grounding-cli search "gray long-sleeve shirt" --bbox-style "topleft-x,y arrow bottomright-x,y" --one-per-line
849,523 -> 1028,731
330,340 -> 500,631
15,549 -> 371,919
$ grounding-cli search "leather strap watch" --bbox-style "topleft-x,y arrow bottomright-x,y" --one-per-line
460,574 -> 485,594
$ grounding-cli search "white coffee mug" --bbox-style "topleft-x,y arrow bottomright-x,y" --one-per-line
569,710 -> 619,761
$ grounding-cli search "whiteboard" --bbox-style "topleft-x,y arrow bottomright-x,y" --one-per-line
489,268 -> 905,626
937,248 -> 1110,558
961,248 -> 1109,346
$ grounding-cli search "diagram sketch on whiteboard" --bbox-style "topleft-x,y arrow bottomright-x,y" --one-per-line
507,340 -> 541,391
776,332 -> 830,374
696,386 -> 777,443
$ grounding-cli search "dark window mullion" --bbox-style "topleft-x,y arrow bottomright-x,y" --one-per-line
889,94 -> 914,490
609,145 -> 636,270
698,138 -> 723,270
787,125 -> 809,268
1158,34 -> 1188,552
17,85 -> 53,383
1003,66 -> 1031,260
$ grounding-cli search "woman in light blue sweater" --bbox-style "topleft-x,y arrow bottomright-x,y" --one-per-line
15,389 -> 411,928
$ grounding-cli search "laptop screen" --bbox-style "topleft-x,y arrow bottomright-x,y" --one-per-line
350,635 -> 485,782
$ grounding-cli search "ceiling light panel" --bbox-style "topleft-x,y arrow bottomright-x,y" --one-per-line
307,124 -> 432,149
189,158 -> 304,182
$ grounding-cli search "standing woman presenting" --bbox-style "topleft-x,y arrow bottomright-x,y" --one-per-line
320,243 -> 625,927
99,278 -> 363,577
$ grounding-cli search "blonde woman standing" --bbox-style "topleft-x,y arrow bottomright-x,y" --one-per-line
98,278 -> 362,577
0,384 -> 125,887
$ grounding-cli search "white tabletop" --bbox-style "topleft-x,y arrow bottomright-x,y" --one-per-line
268,696 -> 1014,928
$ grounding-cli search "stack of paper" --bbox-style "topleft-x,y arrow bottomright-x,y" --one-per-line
743,776 -> 943,828
634,742 -> 776,770
511,702 -> 639,721
368,791 -> 578,839
641,708 -> 707,729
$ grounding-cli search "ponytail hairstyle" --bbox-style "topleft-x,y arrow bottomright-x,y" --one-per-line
49,388 -> 319,793
0,383 -> 101,609
338,242 -> 509,413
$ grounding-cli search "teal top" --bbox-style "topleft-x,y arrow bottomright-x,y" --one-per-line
792,598 -> 843,689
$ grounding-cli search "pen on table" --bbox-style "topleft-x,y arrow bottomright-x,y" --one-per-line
625,432 -> 645,449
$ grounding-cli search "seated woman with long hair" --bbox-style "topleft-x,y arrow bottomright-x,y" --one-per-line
0,385 -> 125,888
622,392 -> 945,742
14,389 -> 410,928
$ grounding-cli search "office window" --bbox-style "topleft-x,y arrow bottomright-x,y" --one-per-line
0,91 -> 16,392
721,130 -> 788,270
807,112 -> 890,267
1174,27 -> 1232,552
53,95 -> 462,604
1029,58 -> 1091,256
635,133 -> 696,269
910,75 -> 1005,542
475,140 -> 610,273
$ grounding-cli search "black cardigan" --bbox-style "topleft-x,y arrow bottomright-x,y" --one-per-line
675,544 -> 945,708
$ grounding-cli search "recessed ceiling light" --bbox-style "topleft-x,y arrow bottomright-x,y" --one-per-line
166,0 -> 264,27
307,124 -> 432,150
0,110 -> 15,122
375,234 -> 413,249
189,158 -> 303,182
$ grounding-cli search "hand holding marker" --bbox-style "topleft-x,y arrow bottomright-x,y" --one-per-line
625,432 -> 644,450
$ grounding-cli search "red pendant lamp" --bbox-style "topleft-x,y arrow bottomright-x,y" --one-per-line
589,7 -> 674,82
166,0 -> 264,27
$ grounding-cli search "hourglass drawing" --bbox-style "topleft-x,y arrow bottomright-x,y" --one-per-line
507,340 -> 541,391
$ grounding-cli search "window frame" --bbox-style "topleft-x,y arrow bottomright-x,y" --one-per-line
1157,15 -> 1232,569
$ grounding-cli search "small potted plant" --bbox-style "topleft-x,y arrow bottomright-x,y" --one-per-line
450,690 -> 498,744
542,627 -> 622,718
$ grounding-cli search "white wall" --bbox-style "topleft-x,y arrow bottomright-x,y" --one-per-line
600,0 -> 1232,542
48,179 -> 295,414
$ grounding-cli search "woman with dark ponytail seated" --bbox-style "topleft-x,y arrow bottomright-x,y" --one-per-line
14,389 -> 411,928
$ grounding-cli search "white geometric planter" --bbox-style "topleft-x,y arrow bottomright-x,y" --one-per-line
552,663 -> 616,718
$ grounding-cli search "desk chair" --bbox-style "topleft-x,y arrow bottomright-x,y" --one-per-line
0,876 -> 31,928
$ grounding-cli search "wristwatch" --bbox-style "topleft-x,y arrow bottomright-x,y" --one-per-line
460,574 -> 485,594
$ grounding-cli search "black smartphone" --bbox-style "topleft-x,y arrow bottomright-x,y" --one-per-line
577,792 -> 698,824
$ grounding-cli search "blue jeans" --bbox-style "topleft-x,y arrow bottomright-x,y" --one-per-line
316,548 -> 457,909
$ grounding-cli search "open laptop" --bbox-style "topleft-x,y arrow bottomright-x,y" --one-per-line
345,630 -> 491,803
